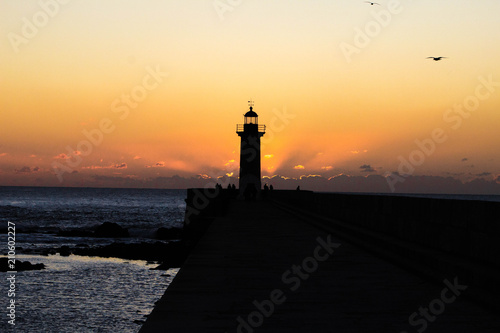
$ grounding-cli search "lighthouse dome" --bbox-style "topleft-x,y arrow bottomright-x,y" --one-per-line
243,107 -> 258,124
244,107 -> 258,118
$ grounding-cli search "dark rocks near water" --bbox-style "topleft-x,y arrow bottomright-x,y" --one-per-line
94,222 -> 130,238
41,249 -> 57,256
68,241 -> 189,269
35,240 -> 188,269
1,258 -> 45,272
59,246 -> 72,256
58,224 -> 182,240
6,211 -> 188,268
155,227 -> 183,240
46,221 -> 188,268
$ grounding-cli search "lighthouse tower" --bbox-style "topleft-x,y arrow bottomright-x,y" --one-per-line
236,102 -> 266,196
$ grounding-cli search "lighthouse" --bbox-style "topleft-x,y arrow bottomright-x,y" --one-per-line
236,102 -> 266,197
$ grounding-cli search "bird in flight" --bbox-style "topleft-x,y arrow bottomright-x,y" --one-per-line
427,57 -> 447,61
365,1 -> 380,5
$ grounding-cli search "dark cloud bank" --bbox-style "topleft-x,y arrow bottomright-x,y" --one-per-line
73,173 -> 500,194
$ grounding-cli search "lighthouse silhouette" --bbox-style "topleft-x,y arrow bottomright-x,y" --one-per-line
236,101 -> 266,198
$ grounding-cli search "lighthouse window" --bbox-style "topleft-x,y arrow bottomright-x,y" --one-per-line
245,117 -> 257,124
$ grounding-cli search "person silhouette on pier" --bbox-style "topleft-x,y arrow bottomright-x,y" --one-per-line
262,184 -> 269,199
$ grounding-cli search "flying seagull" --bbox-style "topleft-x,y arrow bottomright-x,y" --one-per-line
365,1 -> 380,5
427,57 -> 447,61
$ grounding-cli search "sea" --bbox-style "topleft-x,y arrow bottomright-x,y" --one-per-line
0,187 -> 187,333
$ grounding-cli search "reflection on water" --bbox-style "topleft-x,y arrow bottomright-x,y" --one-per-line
1,254 -> 177,332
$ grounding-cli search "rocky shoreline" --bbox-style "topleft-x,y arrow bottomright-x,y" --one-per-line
11,223 -> 189,270
52,240 -> 189,269
1,258 -> 45,272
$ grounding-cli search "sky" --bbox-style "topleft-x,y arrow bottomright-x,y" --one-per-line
1,0 -> 499,192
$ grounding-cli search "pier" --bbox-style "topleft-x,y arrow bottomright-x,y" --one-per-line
140,190 -> 500,332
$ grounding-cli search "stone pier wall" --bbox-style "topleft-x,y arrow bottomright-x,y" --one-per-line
270,191 -> 500,266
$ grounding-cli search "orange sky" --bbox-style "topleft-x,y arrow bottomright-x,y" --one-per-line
1,0 -> 499,190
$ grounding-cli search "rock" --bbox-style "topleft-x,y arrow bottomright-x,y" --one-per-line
155,227 -> 183,240
42,249 -> 57,256
1,258 -> 45,272
59,245 -> 71,256
69,240 -> 189,267
94,222 -> 129,238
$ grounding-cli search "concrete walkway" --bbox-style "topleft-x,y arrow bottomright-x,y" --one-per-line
140,200 -> 500,332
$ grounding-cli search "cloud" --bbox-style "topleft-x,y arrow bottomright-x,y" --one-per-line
82,163 -> 127,170
113,163 -> 127,169
321,166 -> 333,171
17,166 -> 32,173
54,153 -> 69,159
299,174 -> 322,180
0,153 -> 6,157
475,172 -> 491,177
294,165 -> 305,170
146,161 -> 167,168
133,156 -> 142,160
445,172 -> 464,177
17,172 -> 498,193
360,164 -> 376,172
15,166 -> 40,173
461,158 -> 468,162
